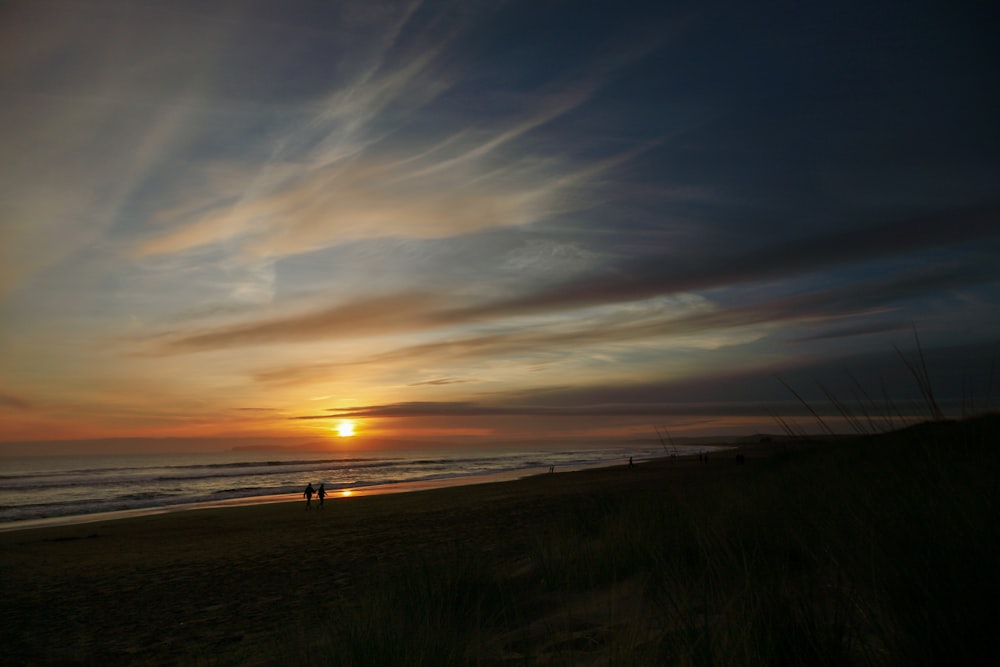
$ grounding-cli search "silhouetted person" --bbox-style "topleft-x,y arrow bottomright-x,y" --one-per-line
304,483 -> 315,510
629,456 -> 633,467
317,483 -> 326,509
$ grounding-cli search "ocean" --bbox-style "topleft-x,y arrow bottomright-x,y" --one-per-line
0,442 -> 689,529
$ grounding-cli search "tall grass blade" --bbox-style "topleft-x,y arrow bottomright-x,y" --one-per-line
894,324 -> 944,420
818,381 -> 866,434
768,408 -> 800,439
848,371 -> 883,433
776,375 -> 835,436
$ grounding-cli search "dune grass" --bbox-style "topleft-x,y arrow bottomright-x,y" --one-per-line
246,414 -> 1000,667
2,413 -> 997,665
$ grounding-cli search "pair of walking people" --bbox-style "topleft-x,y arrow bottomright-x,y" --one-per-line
303,482 -> 326,509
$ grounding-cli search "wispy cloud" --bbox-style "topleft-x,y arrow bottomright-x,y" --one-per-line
408,378 -> 474,386
0,1 -> 231,296
150,210 -> 999,360
131,4 -> 669,265
462,206 -> 1000,317
137,154 -> 587,260
248,259 -> 997,390
292,337 -> 1000,423
291,400 -> 787,419
155,292 -> 447,353
0,390 -> 33,411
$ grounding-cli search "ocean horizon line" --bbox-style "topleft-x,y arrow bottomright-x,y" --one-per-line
1,444 -> 738,531
0,454 -> 700,533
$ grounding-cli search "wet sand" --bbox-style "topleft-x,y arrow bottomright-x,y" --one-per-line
0,447 -> 769,665
0,457 -> 658,533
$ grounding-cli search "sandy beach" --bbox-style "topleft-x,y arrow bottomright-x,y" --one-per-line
0,448 -> 758,666
4,418 -> 996,666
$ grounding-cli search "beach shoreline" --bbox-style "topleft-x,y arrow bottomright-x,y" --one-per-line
0,454 -> 703,533
0,445 -> 765,665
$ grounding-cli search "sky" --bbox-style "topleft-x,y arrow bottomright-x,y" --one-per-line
1,0 -> 998,451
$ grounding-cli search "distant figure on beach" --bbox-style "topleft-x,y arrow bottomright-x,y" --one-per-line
629,456 -> 633,467
549,465 -> 555,474
317,483 -> 326,509
304,483 -> 315,509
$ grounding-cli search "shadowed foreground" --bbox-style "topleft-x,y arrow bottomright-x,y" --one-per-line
2,414 -> 998,665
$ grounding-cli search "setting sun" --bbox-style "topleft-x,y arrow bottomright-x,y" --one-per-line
335,420 -> 356,438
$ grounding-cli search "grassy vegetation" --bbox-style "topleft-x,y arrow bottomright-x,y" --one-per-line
3,379 -> 995,666
251,413 -> 1000,666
